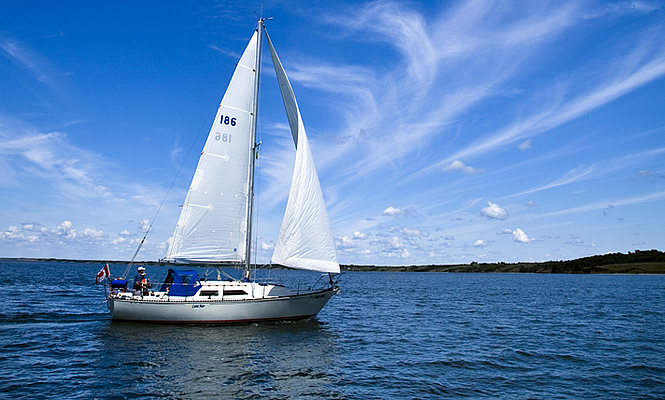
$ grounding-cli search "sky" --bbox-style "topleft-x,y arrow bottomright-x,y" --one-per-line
1,0 -> 664,266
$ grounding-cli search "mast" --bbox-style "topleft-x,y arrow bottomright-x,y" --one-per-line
243,18 -> 264,280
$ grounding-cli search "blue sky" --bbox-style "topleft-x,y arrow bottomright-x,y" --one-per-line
1,0 -> 664,265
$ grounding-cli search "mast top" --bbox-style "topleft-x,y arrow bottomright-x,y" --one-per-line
258,16 -> 273,27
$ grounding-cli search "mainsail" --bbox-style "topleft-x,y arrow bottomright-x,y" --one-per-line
165,30 -> 260,263
266,30 -> 340,274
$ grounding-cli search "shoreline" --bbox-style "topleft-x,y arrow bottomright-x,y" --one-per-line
2,250 -> 665,274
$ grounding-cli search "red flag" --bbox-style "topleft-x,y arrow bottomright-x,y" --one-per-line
95,264 -> 110,284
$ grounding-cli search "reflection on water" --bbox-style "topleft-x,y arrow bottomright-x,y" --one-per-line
98,319 -> 341,399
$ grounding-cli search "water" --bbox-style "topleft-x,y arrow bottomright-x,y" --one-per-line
1,261 -> 664,399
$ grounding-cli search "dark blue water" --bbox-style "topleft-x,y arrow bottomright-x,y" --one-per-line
1,261 -> 664,399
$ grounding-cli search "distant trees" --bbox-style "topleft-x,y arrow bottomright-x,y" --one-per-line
340,249 -> 665,273
543,249 -> 665,273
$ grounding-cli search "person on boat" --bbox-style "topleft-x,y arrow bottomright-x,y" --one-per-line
133,266 -> 151,296
163,271 -> 174,294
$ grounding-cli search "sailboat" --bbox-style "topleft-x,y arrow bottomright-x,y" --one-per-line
106,19 -> 340,324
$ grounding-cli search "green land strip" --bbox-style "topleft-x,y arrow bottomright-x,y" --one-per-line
343,261 -> 665,274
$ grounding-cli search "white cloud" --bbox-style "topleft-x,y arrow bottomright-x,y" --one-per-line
496,228 -> 534,243
400,227 -> 421,236
442,160 -> 483,174
473,239 -> 487,247
22,223 -> 47,233
337,236 -> 356,249
2,226 -> 21,240
481,202 -> 508,220
565,235 -> 585,245
58,220 -> 76,238
82,228 -> 104,237
383,206 -> 404,216
372,236 -> 410,258
352,231 -> 368,240
138,219 -> 150,233
512,228 -> 534,243
261,241 -> 274,251
519,139 -> 532,151
388,237 -> 404,250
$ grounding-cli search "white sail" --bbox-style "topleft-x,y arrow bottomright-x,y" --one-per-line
165,30 -> 260,263
266,31 -> 340,274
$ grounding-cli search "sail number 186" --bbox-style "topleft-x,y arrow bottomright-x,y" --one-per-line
220,115 -> 237,126
216,115 -> 236,143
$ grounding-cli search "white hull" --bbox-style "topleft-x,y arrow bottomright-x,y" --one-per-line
108,281 -> 338,324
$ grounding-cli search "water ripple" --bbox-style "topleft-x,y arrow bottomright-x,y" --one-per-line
1,262 -> 665,399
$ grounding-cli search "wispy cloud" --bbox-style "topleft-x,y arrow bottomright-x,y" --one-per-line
0,34 -> 66,91
436,28 -> 665,166
510,165 -> 596,198
0,129 -> 108,197
541,191 -> 665,218
209,44 -> 241,60
508,146 -> 665,198
292,1 -> 665,184
0,36 -> 48,84
325,0 -> 436,87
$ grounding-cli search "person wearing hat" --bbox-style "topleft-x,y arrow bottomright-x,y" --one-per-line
133,266 -> 151,296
